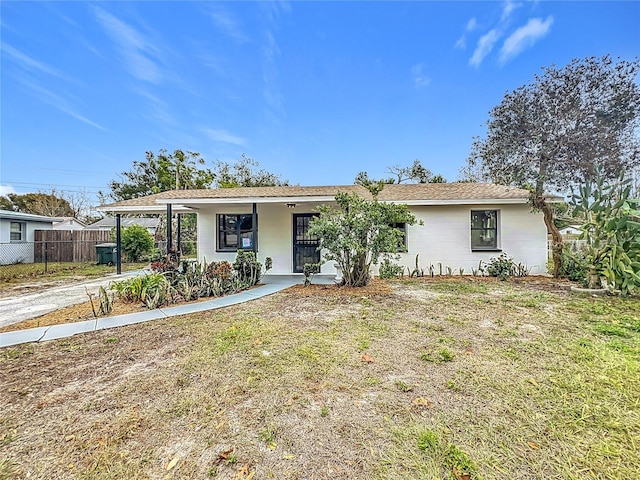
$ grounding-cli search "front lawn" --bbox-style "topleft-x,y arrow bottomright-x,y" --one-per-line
1,278 -> 638,479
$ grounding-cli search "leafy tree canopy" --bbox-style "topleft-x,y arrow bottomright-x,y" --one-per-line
355,160 -> 447,191
461,55 -> 640,277
106,149 -> 215,202
462,55 -> 640,193
105,151 -> 288,202
0,192 -> 75,217
213,154 -> 289,188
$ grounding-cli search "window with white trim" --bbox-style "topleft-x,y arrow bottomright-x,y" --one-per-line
471,210 -> 499,250
10,222 -> 25,242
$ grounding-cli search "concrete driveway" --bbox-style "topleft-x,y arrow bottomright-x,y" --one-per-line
0,270 -> 146,329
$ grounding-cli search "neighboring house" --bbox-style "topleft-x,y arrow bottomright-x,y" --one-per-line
84,217 -> 160,236
559,225 -> 582,236
99,184 -> 559,275
53,217 -> 87,230
0,209 -> 60,264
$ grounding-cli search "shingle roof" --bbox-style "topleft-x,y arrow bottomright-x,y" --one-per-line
85,217 -> 161,229
0,209 -> 62,222
99,183 -> 541,211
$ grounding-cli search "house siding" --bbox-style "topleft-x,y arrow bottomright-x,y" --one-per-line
392,204 -> 547,275
195,202 -> 547,276
0,218 -> 54,264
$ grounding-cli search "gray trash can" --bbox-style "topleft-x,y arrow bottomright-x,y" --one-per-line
96,243 -> 117,266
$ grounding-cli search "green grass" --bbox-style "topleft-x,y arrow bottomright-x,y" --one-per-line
2,279 -> 639,479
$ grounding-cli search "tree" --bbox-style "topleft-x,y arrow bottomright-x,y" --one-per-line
355,160 -> 446,188
213,154 -> 289,188
0,191 -> 75,217
463,56 -> 640,277
308,190 -> 417,287
106,149 -> 215,202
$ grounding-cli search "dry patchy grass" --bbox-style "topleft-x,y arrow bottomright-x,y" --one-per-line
1,278 -> 638,479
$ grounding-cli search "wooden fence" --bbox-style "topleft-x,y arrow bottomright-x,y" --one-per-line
34,230 -> 111,263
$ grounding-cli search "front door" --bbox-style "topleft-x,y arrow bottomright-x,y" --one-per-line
293,214 -> 320,273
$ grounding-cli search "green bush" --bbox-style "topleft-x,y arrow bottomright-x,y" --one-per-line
558,247 -> 588,284
483,253 -> 516,280
233,250 -> 263,286
111,273 -> 173,308
569,168 -> 640,294
379,257 -> 404,279
117,224 -> 154,262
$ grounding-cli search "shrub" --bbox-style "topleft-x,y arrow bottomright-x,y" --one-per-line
303,262 -> 321,286
569,168 -> 640,294
483,253 -> 516,280
308,191 -> 418,287
379,257 -> 404,279
117,224 -> 154,262
558,248 -> 588,284
111,273 -> 173,308
233,250 -> 263,286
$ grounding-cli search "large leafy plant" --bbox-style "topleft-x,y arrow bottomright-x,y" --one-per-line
309,191 -> 417,287
569,170 -> 640,295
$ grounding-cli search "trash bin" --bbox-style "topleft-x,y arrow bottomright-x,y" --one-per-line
96,243 -> 117,266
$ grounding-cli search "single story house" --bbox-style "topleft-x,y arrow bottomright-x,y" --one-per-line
53,217 -> 87,230
99,183 -> 558,276
0,209 -> 61,264
85,217 -> 160,236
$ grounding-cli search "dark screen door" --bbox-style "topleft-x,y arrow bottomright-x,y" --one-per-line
293,214 -> 320,273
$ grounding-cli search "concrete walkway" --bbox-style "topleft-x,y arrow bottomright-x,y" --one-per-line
0,274 -> 335,349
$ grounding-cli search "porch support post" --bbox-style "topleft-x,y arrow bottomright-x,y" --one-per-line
166,203 -> 173,254
115,213 -> 122,275
176,213 -> 182,253
252,202 -> 258,253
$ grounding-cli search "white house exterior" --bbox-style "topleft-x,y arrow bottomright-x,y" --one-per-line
0,210 -> 60,264
53,217 -> 87,230
100,184 -> 555,276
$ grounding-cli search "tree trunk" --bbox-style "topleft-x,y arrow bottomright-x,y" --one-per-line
532,195 -> 563,278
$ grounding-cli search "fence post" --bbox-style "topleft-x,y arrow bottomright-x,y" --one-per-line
44,241 -> 48,274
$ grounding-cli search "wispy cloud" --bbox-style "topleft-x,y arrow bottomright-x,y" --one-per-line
201,128 -> 247,146
469,29 -> 501,67
207,4 -> 249,43
2,43 -> 67,80
499,16 -> 554,64
464,0 -> 546,67
455,17 -> 479,50
132,87 -> 176,126
411,63 -> 431,89
92,6 -> 162,83
19,77 -> 106,130
501,0 -> 521,22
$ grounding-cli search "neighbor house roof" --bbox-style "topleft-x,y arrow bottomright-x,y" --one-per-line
0,209 -> 62,223
85,217 -> 161,230
99,183 -> 562,213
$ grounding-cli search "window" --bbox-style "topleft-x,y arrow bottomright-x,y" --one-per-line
471,210 -> 499,250
10,222 -> 25,242
390,222 -> 408,252
217,214 -> 255,251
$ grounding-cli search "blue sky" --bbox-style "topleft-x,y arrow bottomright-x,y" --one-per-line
1,1 -> 639,206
